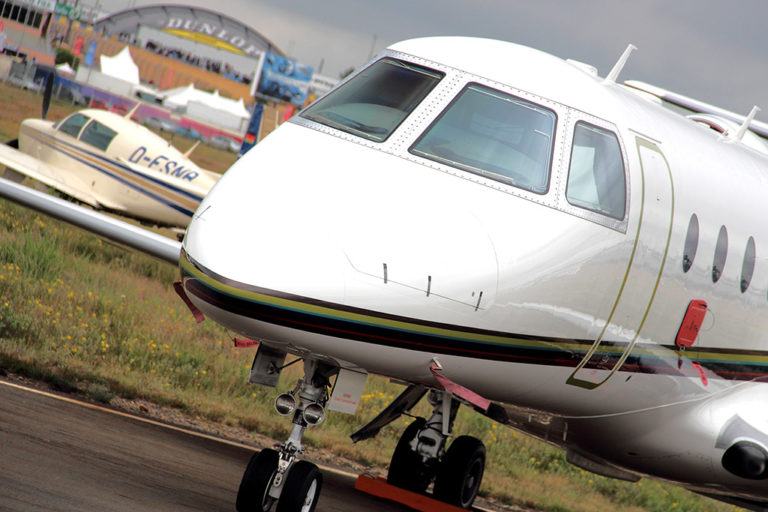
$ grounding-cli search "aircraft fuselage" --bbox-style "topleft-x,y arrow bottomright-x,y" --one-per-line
181,38 -> 768,502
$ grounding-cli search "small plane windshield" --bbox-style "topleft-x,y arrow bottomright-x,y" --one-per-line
301,58 -> 444,142
80,120 -> 118,151
58,113 -> 90,138
410,84 -> 556,194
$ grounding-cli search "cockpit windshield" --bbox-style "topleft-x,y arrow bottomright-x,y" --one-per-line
410,84 -> 556,194
57,113 -> 90,138
301,58 -> 444,142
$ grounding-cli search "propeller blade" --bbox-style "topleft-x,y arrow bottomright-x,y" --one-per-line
41,69 -> 55,120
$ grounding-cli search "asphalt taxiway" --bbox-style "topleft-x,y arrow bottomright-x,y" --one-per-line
0,379 -> 412,511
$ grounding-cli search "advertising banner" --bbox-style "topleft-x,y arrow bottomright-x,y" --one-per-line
19,0 -> 56,10
72,35 -> 83,56
84,41 -> 97,67
240,103 -> 264,155
257,53 -> 313,106
55,2 -> 81,20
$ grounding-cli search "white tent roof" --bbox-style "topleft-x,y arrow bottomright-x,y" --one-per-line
100,46 -> 139,85
55,62 -> 75,75
163,84 -> 249,119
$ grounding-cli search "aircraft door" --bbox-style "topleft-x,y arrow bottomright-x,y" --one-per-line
567,137 -> 673,389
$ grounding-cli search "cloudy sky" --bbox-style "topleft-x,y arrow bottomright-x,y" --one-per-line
98,0 -> 768,114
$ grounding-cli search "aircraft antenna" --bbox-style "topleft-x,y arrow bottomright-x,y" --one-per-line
604,44 -> 637,84
124,103 -> 141,120
183,140 -> 201,158
734,105 -> 761,142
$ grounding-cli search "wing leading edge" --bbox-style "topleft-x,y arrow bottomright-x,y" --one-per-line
0,142 -> 104,207
0,176 -> 180,264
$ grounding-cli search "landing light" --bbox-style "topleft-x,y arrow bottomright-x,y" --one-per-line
303,403 -> 326,426
275,393 -> 297,416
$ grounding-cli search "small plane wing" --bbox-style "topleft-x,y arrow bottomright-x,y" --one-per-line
0,175 -> 180,264
0,142 -> 103,208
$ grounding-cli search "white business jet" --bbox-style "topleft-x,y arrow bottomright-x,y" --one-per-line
3,36 -> 768,512
0,107 -> 220,228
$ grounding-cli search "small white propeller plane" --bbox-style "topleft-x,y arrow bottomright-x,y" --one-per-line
4,36 -> 768,512
0,106 -> 220,229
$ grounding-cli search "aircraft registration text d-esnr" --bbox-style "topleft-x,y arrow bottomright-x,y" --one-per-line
4,36 -> 768,512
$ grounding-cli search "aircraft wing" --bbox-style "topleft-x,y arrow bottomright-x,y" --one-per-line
0,175 -> 180,264
0,142 -> 103,208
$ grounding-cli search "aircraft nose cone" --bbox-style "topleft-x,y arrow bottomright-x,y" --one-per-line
182,161 -> 348,303
183,123 -> 497,315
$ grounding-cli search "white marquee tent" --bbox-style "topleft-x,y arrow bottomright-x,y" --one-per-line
163,84 -> 250,130
99,46 -> 139,85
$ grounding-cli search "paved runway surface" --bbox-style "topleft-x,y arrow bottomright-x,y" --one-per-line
0,380 -> 411,511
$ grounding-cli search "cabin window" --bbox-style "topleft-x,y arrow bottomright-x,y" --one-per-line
79,120 -> 118,151
683,214 -> 699,273
58,113 -> 90,138
410,83 -> 556,194
712,225 -> 728,283
741,236 -> 756,293
301,58 -> 443,143
566,122 -> 626,219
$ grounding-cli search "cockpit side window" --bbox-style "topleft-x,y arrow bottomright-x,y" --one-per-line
409,83 -> 556,194
301,58 -> 444,142
566,122 -> 626,220
58,113 -> 90,138
79,120 -> 118,151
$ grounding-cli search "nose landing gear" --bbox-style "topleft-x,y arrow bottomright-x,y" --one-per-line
236,359 -> 333,512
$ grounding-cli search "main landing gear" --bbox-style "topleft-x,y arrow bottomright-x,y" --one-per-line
236,348 -> 485,511
236,359 -> 334,512
387,389 -> 486,509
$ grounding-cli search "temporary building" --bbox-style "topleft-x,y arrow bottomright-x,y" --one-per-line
99,46 -> 139,85
74,45 -> 140,96
163,84 -> 250,130
55,62 -> 76,76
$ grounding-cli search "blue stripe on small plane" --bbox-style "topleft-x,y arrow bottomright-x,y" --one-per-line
27,129 -> 201,216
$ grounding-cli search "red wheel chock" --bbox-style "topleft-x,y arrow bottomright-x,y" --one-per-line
354,474 -> 476,512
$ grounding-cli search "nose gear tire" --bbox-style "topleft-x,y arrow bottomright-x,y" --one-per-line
236,448 -> 280,512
